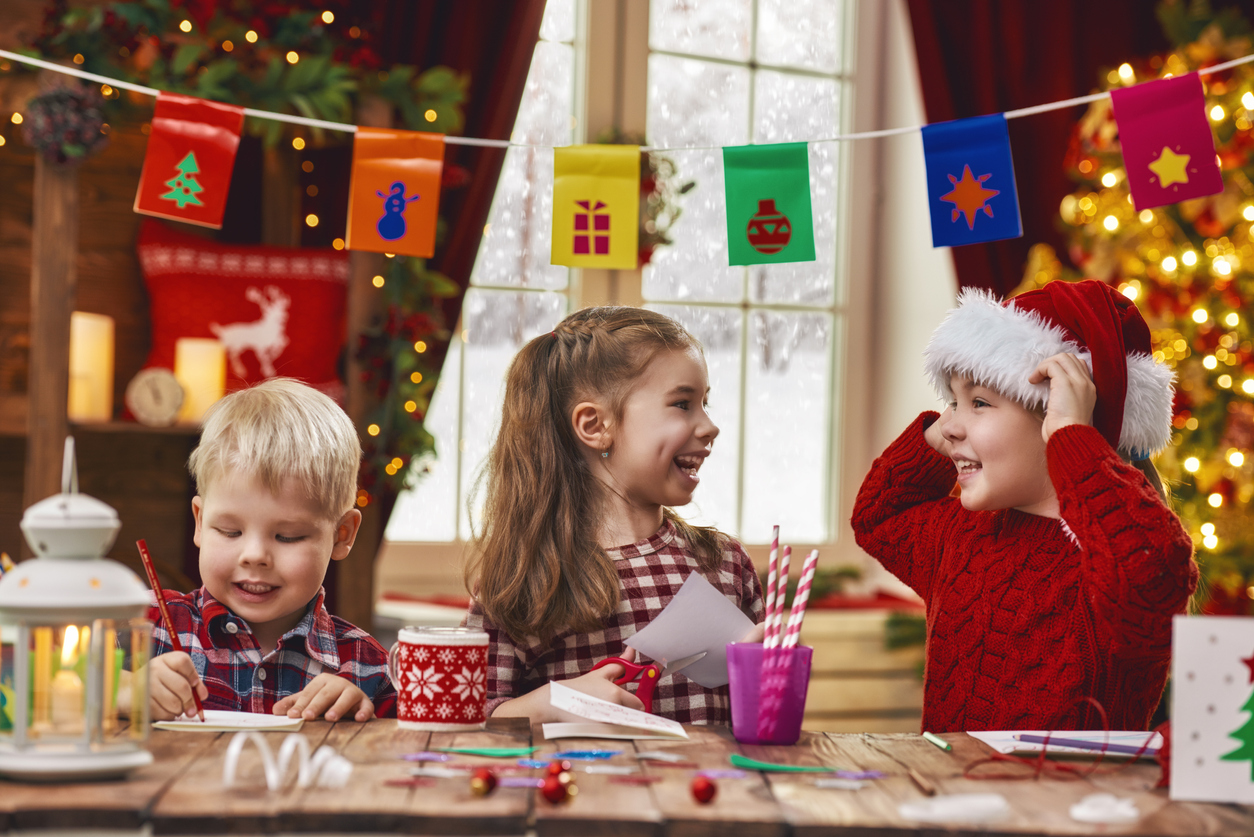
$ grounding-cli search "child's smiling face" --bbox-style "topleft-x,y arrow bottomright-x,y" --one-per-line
940,375 -> 1058,517
192,472 -> 356,650
608,346 -> 720,510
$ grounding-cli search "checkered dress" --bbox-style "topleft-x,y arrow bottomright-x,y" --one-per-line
150,586 -> 397,717
464,520 -> 764,724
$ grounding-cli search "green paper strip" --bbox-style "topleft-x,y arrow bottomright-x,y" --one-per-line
730,753 -> 837,773
433,746 -> 538,758
722,142 -> 816,266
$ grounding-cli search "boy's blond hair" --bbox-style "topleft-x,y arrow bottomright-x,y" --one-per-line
188,378 -> 360,520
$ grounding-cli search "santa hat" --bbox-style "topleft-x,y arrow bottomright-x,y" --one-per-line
923,279 -> 1175,457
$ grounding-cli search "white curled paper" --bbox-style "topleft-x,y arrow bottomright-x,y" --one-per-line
899,793 -> 1010,824
222,731 -> 353,790
1069,793 -> 1140,824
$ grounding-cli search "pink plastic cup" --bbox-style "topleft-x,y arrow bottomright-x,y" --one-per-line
726,642 -> 812,745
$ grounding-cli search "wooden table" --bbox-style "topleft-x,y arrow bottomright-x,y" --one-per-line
0,719 -> 1249,836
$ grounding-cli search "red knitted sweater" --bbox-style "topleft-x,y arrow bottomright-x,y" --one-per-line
853,413 -> 1197,733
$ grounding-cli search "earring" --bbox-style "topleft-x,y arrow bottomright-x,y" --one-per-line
601,450 -> 609,459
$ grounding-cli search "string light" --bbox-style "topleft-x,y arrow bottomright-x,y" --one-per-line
1139,209 -> 1153,223
10,113 -> 21,125
1219,374 -> 1233,388
1185,457 -> 1201,473
286,51 -> 300,64
321,11 -> 335,23
1194,309 -> 1209,324
0,137 -> 6,147
1209,493 -> 1224,508
1162,255 -> 1178,271
1121,284 -> 1139,301
414,340 -> 427,353
245,30 -> 258,43
1245,91 -> 1254,110
367,424 -> 380,436
424,109 -> 437,122
292,137 -> 306,150
372,275 -> 385,287
72,54 -> 84,64
304,213 -> 318,227
1204,354 -> 1218,369
1229,450 -> 1245,467
1226,312 -> 1240,327
1244,379 -> 1254,394
1183,250 -> 1198,266
222,40 -> 234,52
332,238 -> 345,250
1101,171 -> 1117,187
1216,258 -> 1232,275
179,19 -> 193,32
404,400 -> 417,412
1211,104 -> 1226,121
1202,523 -> 1216,536
1103,215 -> 1119,231
391,457 -> 403,469
410,371 -> 423,383
1204,533 -> 1220,549
1118,63 -> 1135,82
1245,205 -> 1254,221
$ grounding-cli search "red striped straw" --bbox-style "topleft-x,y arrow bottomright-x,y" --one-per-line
782,549 -> 819,649
763,525 -> 779,642
767,546 -> 791,649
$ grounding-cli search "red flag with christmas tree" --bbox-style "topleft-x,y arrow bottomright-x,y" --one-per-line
134,92 -> 245,229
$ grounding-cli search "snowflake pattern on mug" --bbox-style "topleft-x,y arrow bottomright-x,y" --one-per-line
404,665 -> 445,701
437,647 -> 458,665
435,702 -> 453,719
451,666 -> 486,703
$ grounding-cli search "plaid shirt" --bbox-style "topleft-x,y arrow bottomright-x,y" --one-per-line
465,520 -> 763,725
150,586 -> 397,717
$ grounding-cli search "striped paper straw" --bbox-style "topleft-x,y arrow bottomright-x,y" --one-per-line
763,525 -> 779,639
767,546 -> 791,649
782,550 -> 819,649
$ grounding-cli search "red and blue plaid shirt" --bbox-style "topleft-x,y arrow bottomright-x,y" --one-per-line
149,586 -> 397,717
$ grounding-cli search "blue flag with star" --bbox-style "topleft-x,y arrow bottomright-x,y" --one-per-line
921,114 -> 1022,248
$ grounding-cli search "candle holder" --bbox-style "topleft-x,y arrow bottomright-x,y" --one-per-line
0,438 -> 153,780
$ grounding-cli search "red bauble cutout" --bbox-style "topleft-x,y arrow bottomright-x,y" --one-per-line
746,199 -> 792,254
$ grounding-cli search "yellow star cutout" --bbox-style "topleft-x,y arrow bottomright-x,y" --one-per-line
1148,146 -> 1191,187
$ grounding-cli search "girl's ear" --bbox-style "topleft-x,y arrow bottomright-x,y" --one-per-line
570,400 -> 611,452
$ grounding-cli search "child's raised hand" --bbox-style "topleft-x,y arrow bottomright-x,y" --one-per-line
1028,352 -> 1097,442
274,673 -> 375,722
924,406 -> 953,456
148,652 -> 208,721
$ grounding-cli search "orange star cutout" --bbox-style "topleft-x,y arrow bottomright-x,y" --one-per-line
941,165 -> 1000,230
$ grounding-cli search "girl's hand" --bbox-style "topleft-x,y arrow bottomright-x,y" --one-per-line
1028,352 -> 1096,442
924,406 -> 952,457
147,652 -> 208,721
491,647 -> 645,723
274,673 -> 376,722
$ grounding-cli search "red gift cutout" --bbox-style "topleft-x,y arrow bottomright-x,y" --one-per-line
574,200 -> 610,255
134,93 -> 245,229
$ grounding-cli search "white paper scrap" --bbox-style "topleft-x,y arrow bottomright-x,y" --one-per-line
154,709 -> 304,732
624,571 -> 755,688
548,681 -> 688,739
967,730 -> 1161,757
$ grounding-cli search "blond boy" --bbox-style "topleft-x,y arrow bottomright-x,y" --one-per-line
148,378 -> 396,721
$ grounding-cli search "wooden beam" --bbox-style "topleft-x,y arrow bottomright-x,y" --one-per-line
22,153 -> 78,519
261,145 -> 301,247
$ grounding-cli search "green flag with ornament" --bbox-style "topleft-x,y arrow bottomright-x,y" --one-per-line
722,142 -> 816,266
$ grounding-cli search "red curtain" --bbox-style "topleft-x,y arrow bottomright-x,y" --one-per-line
906,0 -> 1176,296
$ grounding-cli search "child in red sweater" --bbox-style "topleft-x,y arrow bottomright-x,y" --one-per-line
853,279 -> 1197,733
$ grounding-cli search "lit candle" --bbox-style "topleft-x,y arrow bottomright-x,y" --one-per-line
68,312 -> 115,422
174,338 -> 226,423
50,626 -> 83,730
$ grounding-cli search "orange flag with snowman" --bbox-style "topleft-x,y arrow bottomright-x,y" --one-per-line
551,145 -> 639,269
346,128 -> 444,258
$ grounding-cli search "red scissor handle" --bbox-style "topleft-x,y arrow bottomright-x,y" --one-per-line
589,657 -> 662,714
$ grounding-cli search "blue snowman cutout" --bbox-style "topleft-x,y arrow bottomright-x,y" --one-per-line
376,181 -> 419,241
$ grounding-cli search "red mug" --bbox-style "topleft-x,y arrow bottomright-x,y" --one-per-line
388,626 -> 490,730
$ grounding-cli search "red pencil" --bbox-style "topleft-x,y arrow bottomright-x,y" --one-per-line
136,539 -> 204,722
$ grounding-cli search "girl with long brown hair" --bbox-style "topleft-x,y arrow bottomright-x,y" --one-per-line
463,306 -> 764,724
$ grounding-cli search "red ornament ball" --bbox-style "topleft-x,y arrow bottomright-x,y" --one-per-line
541,774 -> 572,804
691,775 -> 717,804
547,760 -> 572,776
469,767 -> 497,797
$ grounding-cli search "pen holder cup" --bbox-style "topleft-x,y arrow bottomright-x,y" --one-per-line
727,643 -> 812,745
387,626 -> 490,731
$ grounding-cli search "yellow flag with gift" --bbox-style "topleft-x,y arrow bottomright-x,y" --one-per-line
551,144 -> 639,268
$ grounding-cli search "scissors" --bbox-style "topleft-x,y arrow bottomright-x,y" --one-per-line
589,651 -> 708,714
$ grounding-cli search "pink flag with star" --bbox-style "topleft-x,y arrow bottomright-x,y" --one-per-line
1110,72 -> 1222,210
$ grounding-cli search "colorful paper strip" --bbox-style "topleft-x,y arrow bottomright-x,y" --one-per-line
920,113 -> 1022,247
723,142 -> 816,265
346,127 -> 444,258
551,144 -> 640,269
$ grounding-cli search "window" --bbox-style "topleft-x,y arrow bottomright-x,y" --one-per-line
387,0 -> 853,546
645,0 -> 852,542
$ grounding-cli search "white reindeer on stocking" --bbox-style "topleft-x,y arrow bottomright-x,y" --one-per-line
210,286 -> 291,378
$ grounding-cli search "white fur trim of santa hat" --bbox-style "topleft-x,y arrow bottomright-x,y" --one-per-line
923,288 -> 1175,457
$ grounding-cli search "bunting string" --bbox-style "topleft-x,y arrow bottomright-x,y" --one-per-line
4,47 -> 1254,152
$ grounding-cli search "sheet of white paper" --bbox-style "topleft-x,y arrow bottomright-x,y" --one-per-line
153,709 -> 305,732
542,722 -> 686,741
624,571 -> 754,687
548,681 -> 688,739
1171,615 -> 1254,803
968,730 -> 1161,756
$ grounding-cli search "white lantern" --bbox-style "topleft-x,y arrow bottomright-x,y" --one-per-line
0,438 -> 153,780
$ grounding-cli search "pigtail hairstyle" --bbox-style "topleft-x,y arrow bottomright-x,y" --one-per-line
465,306 -> 728,641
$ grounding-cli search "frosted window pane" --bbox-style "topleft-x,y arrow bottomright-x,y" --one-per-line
750,72 -> 840,306
741,311 -> 833,542
651,304 -> 742,535
459,290 -> 567,539
647,54 -> 750,147
643,150 -> 744,302
539,0 -> 576,44
756,0 -> 844,73
514,41 -> 574,147
385,337 -> 462,542
471,147 -> 566,290
649,0 -> 752,62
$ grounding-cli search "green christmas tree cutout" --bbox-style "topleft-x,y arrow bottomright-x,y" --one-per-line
1220,650 -> 1254,779
159,152 -> 205,209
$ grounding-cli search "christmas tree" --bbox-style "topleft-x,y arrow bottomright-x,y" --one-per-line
1023,1 -> 1254,613
159,152 -> 205,209
1221,678 -> 1254,779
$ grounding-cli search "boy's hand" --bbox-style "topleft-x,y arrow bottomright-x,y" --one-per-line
274,673 -> 375,722
149,652 -> 208,721
738,622 -> 766,644
1028,352 -> 1097,442
924,406 -> 952,457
